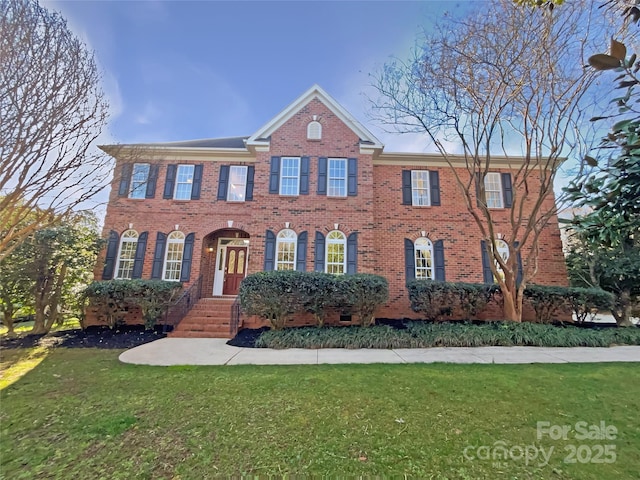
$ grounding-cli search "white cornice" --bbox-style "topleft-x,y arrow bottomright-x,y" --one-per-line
99,145 -> 255,162
375,152 -> 564,169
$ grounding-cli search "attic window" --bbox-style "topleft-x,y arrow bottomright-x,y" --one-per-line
307,121 -> 322,140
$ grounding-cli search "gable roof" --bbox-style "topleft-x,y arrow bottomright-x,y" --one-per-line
246,84 -> 383,150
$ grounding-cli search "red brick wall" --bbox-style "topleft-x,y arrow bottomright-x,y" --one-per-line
91,97 -> 568,326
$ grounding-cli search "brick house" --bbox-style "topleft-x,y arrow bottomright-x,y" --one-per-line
94,85 -> 567,336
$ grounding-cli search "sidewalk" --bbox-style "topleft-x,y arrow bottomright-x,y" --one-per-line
118,338 -> 640,366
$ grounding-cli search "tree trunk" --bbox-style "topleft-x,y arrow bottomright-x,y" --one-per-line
3,310 -> 16,337
612,290 -> 634,327
44,264 -> 67,332
31,308 -> 47,334
501,284 -> 523,322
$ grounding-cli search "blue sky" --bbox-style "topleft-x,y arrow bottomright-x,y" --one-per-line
47,0 -> 473,152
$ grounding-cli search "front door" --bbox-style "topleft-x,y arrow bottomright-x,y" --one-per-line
223,246 -> 247,295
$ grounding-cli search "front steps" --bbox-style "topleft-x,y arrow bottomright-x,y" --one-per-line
169,297 -> 236,338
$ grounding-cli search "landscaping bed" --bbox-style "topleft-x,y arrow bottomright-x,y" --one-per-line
0,325 -> 167,350
233,320 -> 640,349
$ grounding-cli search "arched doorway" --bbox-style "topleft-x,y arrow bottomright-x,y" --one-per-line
201,229 -> 250,296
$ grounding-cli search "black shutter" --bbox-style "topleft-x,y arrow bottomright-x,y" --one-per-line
347,158 -> 358,196
430,170 -> 441,206
347,232 -> 357,274
480,240 -> 494,284
514,241 -> 523,286
246,166 -> 255,201
102,230 -> 119,280
300,156 -> 310,194
180,233 -> 195,282
163,165 -> 177,199
151,232 -> 167,279
269,157 -> 280,194
145,165 -> 159,199
296,231 -> 307,271
314,231 -> 325,272
131,232 -> 148,279
404,238 -> 415,282
217,165 -> 229,200
434,239 -> 446,281
191,165 -> 203,200
118,163 -> 132,197
264,230 -> 276,271
402,170 -> 412,205
502,173 -> 513,208
317,157 -> 327,195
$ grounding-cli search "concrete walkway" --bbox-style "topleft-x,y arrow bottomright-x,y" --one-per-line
118,338 -> 640,366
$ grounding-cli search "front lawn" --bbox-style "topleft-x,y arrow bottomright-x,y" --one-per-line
1,348 -> 639,478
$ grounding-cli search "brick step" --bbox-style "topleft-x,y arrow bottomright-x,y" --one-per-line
178,321 -> 231,329
169,330 -> 230,339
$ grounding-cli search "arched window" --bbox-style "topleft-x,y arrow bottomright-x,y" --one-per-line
307,120 -> 322,140
163,231 -> 185,281
326,230 -> 346,275
414,237 -> 434,280
276,229 -> 297,271
494,239 -> 509,281
116,230 -> 138,279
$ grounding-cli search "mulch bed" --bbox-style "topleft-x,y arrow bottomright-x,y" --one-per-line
0,325 -> 168,350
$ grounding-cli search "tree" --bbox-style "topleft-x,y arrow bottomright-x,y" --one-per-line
370,0 -> 599,321
0,0 -> 110,259
0,235 -> 32,336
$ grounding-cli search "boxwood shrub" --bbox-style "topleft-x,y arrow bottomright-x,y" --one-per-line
239,271 -> 389,329
407,280 -> 495,321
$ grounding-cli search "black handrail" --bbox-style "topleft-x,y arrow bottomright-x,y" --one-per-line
164,275 -> 203,330
230,297 -> 241,337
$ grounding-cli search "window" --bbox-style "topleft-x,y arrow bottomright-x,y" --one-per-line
411,170 -> 430,206
484,172 -> 503,208
493,239 -> 509,281
129,164 -> 150,199
227,166 -> 248,202
116,230 -> 138,279
414,237 -> 434,279
307,121 -> 322,140
280,157 -> 300,196
328,158 -> 347,197
174,165 -> 195,200
276,229 -> 297,271
163,231 -> 185,281
326,230 -> 346,275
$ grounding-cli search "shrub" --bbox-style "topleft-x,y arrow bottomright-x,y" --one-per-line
564,287 -> 615,323
523,285 -> 570,323
408,281 -> 494,321
336,274 -> 389,327
298,272 -> 338,327
239,271 -> 305,330
84,280 -> 183,329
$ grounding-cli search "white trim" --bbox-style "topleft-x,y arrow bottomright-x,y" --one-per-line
246,85 -> 383,149
275,229 -> 297,271
226,165 -> 248,202
414,237 -> 434,280
162,231 -> 185,281
328,158 -> 347,197
484,172 -> 504,209
325,230 -> 347,275
411,170 -> 430,206
279,156 -> 300,196
115,229 -> 138,279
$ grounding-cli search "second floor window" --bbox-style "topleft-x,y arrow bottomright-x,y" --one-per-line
484,172 -> 504,209
174,165 -> 195,200
411,171 -> 430,206
129,164 -> 150,199
280,157 -> 300,196
227,166 -> 248,201
328,158 -> 347,197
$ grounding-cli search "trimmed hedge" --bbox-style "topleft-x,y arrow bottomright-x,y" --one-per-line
84,280 -> 183,329
239,271 -> 389,329
255,321 -> 640,349
408,280 -> 615,323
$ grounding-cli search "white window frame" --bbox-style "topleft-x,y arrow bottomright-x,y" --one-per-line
275,229 -> 297,271
484,172 -> 504,209
129,163 -> 150,199
227,165 -> 248,202
174,165 -> 195,200
115,229 -> 138,279
414,237 -> 434,280
328,158 -> 347,197
493,239 -> 509,281
411,170 -> 430,206
325,230 -> 346,275
279,157 -> 300,196
163,231 -> 185,281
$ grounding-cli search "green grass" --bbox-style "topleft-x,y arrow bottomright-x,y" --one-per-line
256,321 -> 640,349
1,349 -> 639,479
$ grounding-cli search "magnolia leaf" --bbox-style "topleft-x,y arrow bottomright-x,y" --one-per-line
588,54 -> 622,70
610,39 -> 627,61
584,156 -> 598,167
628,53 -> 637,68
